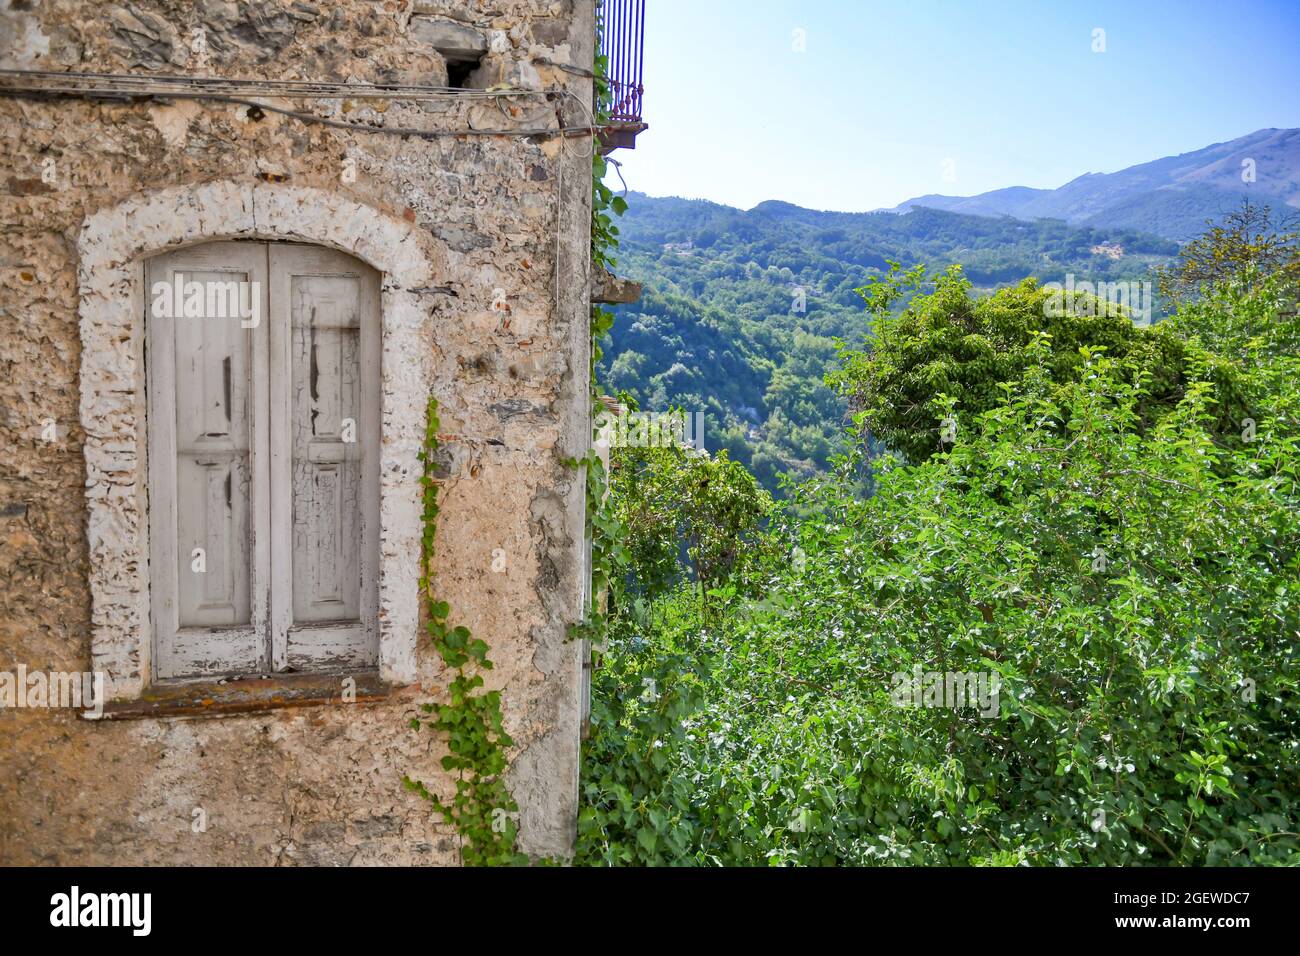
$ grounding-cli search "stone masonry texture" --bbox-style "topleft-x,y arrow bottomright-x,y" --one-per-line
0,0 -> 596,865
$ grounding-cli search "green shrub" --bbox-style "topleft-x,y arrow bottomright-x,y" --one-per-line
577,280 -> 1300,866
829,263 -> 1249,464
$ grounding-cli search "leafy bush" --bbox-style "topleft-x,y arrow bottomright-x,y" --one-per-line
829,263 -> 1248,463
576,278 -> 1300,866
611,445 -> 773,604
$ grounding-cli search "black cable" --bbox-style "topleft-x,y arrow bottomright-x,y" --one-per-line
0,68 -> 602,140
0,87 -> 597,140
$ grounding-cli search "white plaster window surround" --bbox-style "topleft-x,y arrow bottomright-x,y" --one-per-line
78,182 -> 441,701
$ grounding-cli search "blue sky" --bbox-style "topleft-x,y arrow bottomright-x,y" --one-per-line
609,0 -> 1300,212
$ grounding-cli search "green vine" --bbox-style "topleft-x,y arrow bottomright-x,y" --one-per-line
402,9 -> 632,864
403,397 -> 526,866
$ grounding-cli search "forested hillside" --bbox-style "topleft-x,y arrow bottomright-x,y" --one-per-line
600,192 -> 1178,489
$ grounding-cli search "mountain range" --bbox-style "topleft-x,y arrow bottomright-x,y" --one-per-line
604,130 -> 1298,492
886,127 -> 1300,240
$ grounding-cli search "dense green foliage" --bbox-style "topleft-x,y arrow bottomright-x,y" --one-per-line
576,266 -> 1300,866
830,262 -> 1247,463
601,192 -> 1179,490
613,447 -> 773,604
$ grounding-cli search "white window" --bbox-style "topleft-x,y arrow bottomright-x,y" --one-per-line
145,240 -> 380,680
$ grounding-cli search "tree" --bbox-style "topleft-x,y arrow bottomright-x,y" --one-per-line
578,202 -> 1300,869
829,262 -> 1246,463
1156,200 -> 1300,303
581,280 -> 1300,866
611,446 -> 772,604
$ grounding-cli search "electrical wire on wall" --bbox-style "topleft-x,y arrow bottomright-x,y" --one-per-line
0,68 -> 600,140
0,67 -> 605,461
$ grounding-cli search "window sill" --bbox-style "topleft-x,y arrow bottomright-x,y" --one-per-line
87,671 -> 414,721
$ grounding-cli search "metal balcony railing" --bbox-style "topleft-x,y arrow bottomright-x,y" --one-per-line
599,0 -> 646,150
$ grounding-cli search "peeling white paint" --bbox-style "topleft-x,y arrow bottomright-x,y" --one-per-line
79,182 -> 439,697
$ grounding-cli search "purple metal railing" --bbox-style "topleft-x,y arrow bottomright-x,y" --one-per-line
599,0 -> 645,126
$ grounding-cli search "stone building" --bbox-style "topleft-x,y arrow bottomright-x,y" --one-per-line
0,0 -> 639,864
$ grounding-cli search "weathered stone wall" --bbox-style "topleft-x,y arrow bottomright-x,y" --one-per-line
0,0 -> 595,864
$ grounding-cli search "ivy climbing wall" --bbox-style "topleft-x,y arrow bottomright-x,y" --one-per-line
0,0 -> 596,864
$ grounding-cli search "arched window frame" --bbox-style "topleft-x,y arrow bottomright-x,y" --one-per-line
78,183 -> 440,700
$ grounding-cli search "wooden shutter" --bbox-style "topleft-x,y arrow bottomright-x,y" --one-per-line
269,245 -> 380,672
147,241 -> 380,681
147,242 -> 270,678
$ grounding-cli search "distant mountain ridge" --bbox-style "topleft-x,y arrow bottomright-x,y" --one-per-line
601,130 -> 1296,491
887,128 -> 1300,240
